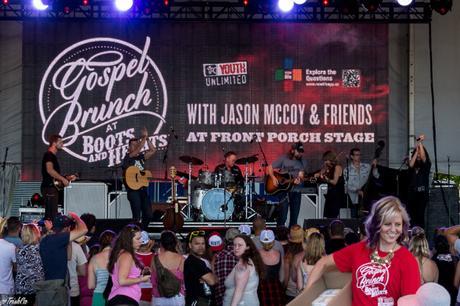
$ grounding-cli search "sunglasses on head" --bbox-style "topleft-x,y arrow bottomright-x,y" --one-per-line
189,230 -> 206,242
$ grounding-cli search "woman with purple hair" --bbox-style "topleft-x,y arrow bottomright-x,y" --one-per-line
305,196 -> 420,305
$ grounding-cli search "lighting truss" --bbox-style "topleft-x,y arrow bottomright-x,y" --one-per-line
0,0 -> 433,23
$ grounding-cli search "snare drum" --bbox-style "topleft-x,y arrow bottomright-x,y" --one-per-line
201,188 -> 234,221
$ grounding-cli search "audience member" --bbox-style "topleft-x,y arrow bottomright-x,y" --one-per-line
325,219 -> 346,254
88,230 -> 116,306
274,226 -> 289,255
296,232 -> 325,292
258,230 -> 284,306
184,230 -> 217,306
253,218 -> 284,257
136,231 -> 154,306
208,231 -> 224,268
238,224 -> 251,236
0,217 -> 16,299
81,213 -> 98,249
223,234 -> 263,306
15,224 -> 44,305
409,230 -> 439,284
433,234 -> 458,305
68,236 -> 89,306
214,228 -> 239,306
284,225 -> 304,303
36,212 -> 88,306
151,230 -> 185,306
4,217 -> 23,248
306,196 -> 420,305
107,224 -> 150,306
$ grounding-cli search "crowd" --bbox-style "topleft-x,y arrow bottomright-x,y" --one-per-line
0,196 -> 459,306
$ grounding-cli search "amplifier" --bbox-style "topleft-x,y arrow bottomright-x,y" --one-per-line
107,191 -> 132,219
64,182 -> 108,218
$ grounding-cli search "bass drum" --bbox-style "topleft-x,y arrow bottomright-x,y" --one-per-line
192,188 -> 207,209
201,188 -> 234,221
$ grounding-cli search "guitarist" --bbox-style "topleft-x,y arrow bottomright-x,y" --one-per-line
267,142 -> 308,228
122,127 -> 156,230
343,148 -> 379,218
41,134 -> 76,220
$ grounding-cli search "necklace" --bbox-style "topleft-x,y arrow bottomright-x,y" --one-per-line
370,243 -> 397,265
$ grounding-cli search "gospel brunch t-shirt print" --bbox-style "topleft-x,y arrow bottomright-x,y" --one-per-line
38,37 -> 168,167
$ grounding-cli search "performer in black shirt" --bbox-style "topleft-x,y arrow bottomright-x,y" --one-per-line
407,134 -> 431,228
41,134 -> 76,220
122,127 -> 156,229
214,151 -> 244,189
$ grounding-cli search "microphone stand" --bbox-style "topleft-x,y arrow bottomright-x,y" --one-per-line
162,132 -> 175,180
2,147 -> 8,217
396,158 -> 407,198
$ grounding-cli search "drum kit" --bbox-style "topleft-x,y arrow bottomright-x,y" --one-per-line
176,154 -> 260,222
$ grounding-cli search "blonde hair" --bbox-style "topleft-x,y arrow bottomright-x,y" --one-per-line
365,196 -> 410,249
21,224 -> 41,245
409,232 -> 430,259
0,217 -> 6,238
303,232 -> 325,265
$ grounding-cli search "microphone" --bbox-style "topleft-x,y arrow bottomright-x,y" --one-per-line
170,127 -> 178,139
250,134 -> 257,144
221,146 -> 226,152
416,137 -> 422,142
220,204 -> 228,212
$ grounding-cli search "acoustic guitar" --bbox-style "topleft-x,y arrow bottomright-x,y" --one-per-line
124,166 -> 153,190
163,166 -> 184,232
265,171 -> 319,195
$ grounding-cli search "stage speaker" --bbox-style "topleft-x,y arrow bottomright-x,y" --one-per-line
64,182 -> 108,219
107,191 -> 132,219
426,185 -> 459,243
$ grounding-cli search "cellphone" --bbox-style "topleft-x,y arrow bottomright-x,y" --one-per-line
142,267 -> 151,276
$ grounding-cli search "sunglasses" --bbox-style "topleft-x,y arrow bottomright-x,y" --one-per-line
189,230 -> 206,242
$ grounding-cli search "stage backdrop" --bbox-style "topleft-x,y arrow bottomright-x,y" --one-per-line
22,21 -> 388,181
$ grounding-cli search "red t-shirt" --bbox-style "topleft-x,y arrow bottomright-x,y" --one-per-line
333,240 -> 420,306
136,252 -> 154,302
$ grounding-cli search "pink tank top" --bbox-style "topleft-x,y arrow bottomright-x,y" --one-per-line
108,260 -> 142,302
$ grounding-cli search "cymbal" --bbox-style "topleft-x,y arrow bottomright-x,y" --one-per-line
176,171 -> 197,180
179,155 -> 203,166
235,155 -> 258,165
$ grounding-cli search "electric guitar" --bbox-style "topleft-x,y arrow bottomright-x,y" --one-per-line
163,166 -> 184,231
53,173 -> 79,191
124,166 -> 154,190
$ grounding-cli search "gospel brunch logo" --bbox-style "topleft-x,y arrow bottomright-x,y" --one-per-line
356,262 -> 390,299
203,61 -> 248,87
39,37 -> 168,167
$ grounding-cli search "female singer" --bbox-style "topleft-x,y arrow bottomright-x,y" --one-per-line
314,150 -> 345,218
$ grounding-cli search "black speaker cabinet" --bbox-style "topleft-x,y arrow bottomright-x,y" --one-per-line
426,185 -> 459,243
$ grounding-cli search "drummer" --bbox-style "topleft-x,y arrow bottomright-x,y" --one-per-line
214,151 -> 244,189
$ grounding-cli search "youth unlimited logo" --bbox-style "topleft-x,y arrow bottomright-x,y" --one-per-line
39,37 -> 168,167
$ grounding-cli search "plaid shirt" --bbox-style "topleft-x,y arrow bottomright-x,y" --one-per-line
213,244 -> 238,306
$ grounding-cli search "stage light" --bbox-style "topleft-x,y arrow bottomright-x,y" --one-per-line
362,0 -> 382,12
431,0 -> 452,15
243,0 -> 249,6
278,0 -> 294,12
396,0 -> 413,6
2,0 -> 9,5
115,0 -> 133,11
293,0 -> 307,5
82,0 -> 89,6
30,193 -> 43,207
32,0 -> 49,10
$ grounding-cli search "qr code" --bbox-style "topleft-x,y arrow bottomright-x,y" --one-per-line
342,69 -> 360,88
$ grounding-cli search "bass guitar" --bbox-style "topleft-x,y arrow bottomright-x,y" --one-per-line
124,166 -> 153,190
163,166 -> 184,232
